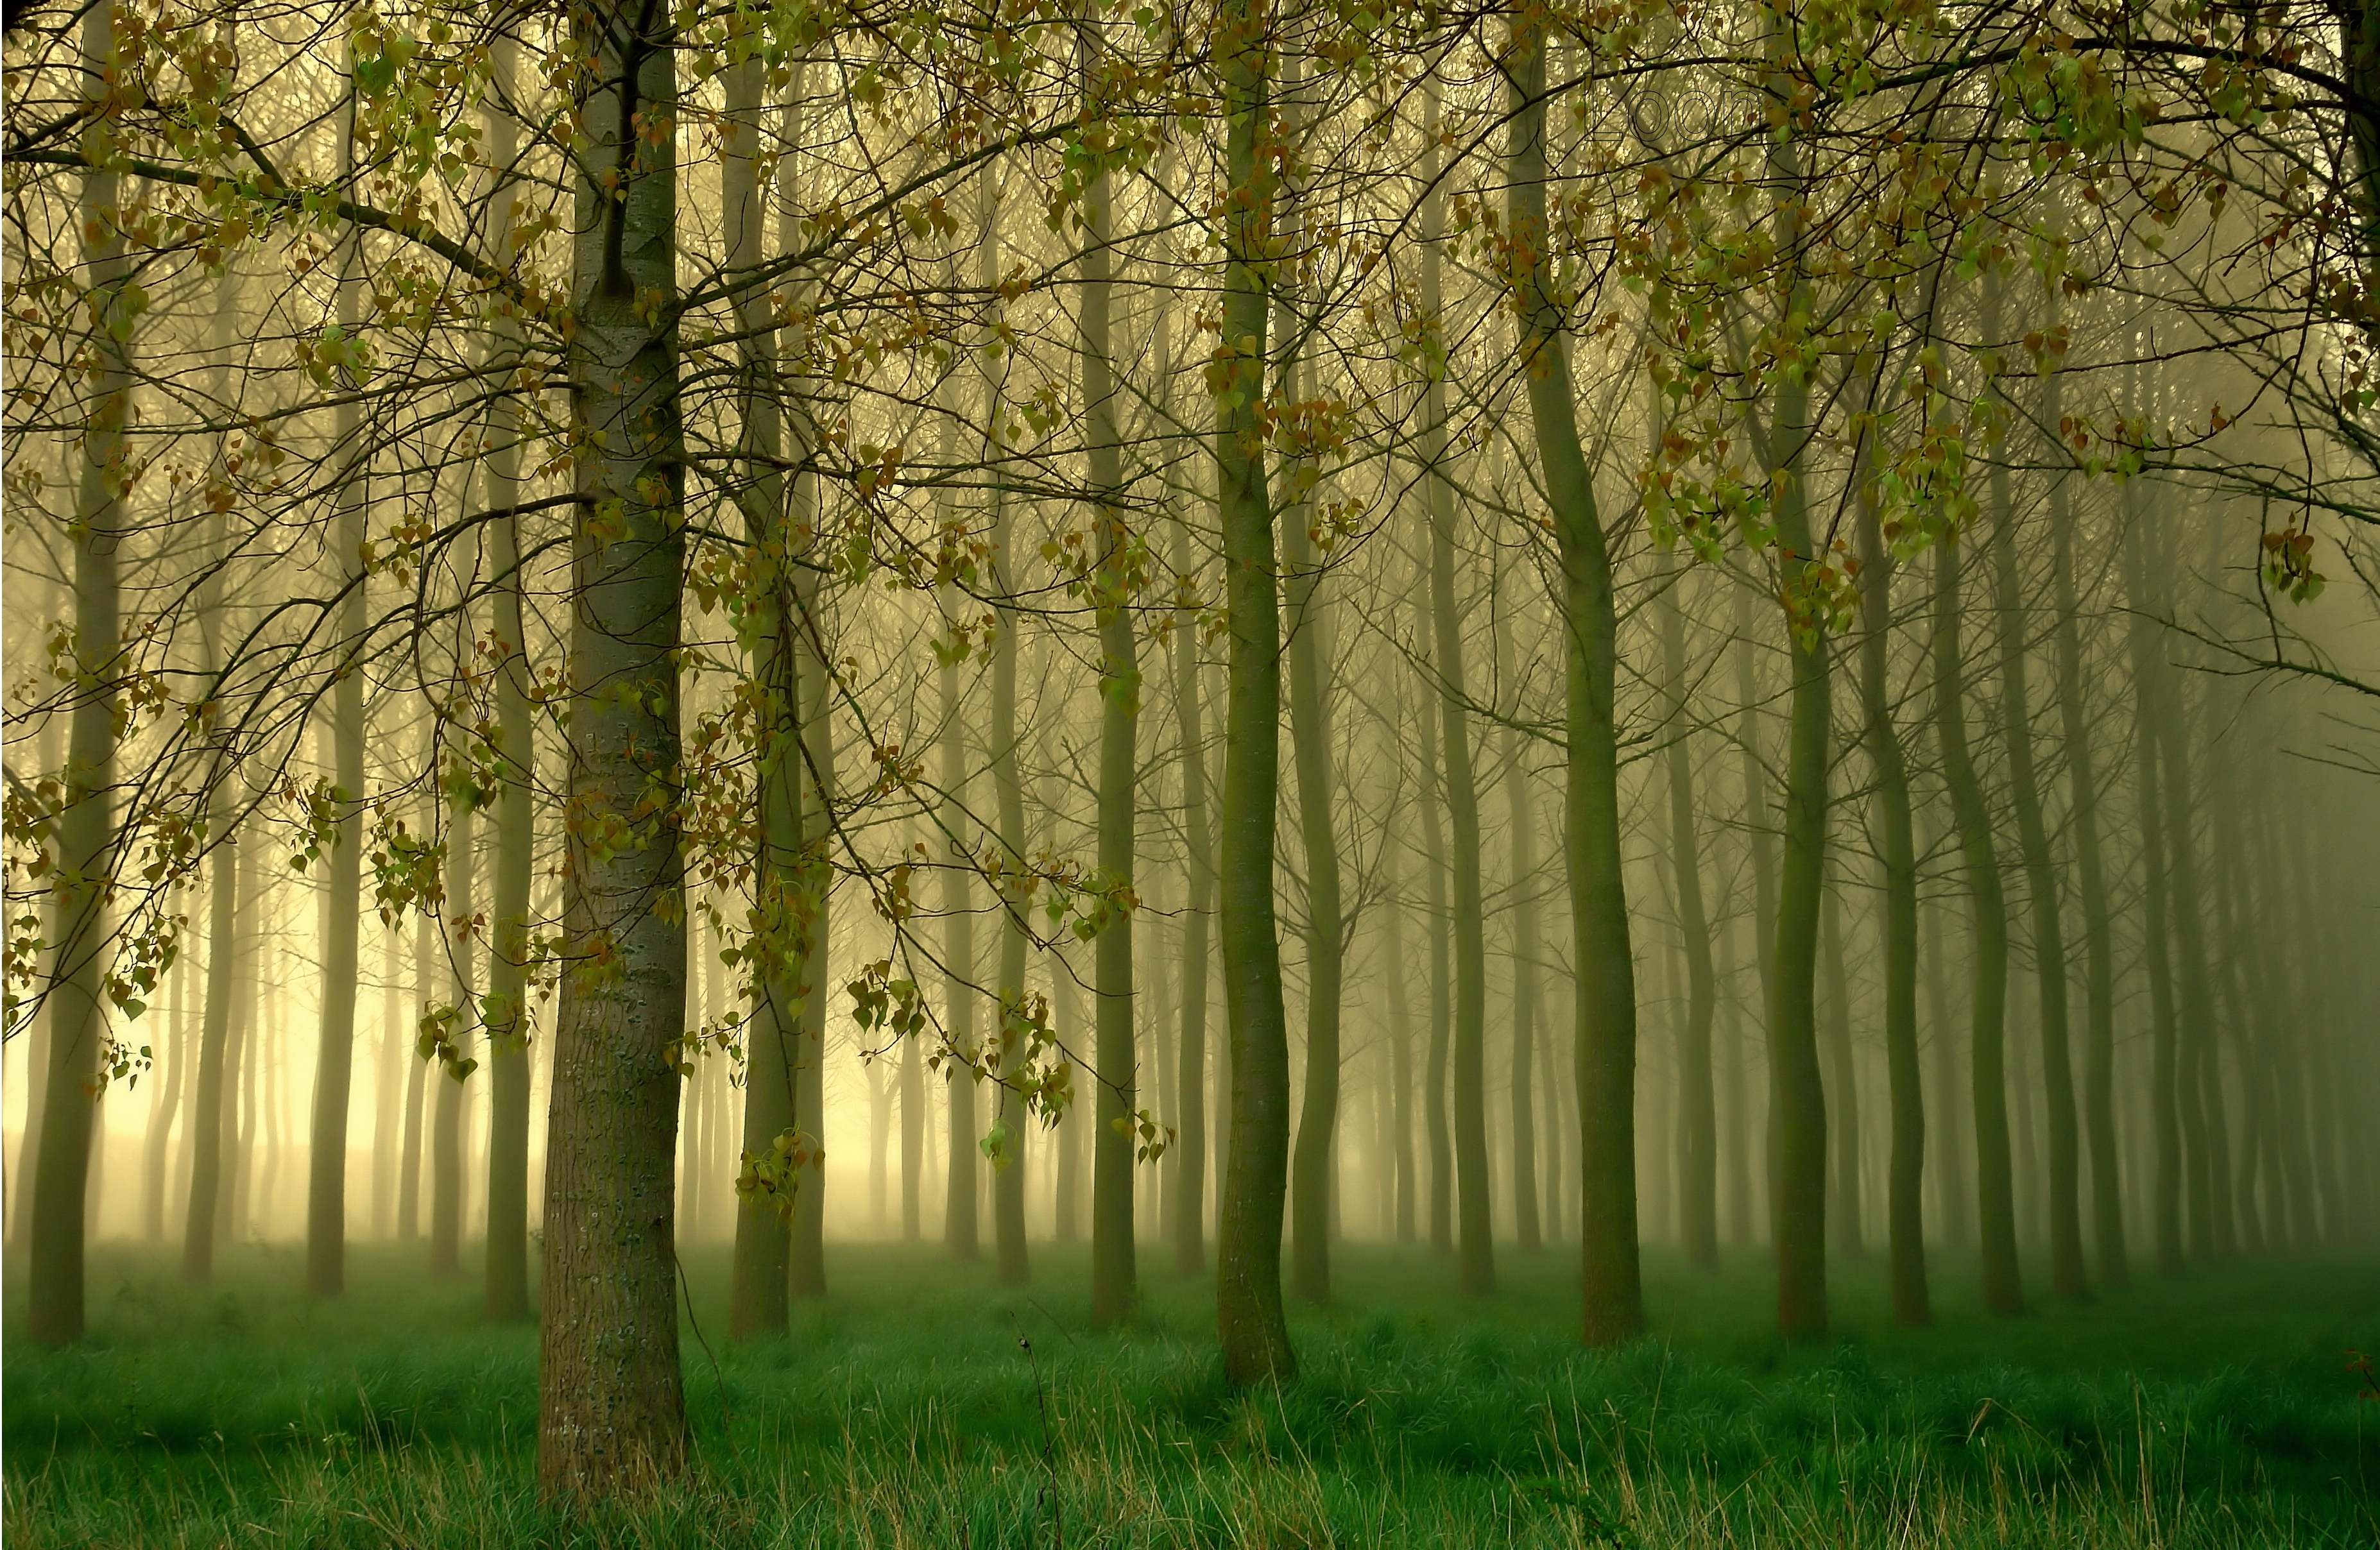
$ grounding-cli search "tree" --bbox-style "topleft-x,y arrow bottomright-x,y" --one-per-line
535,0 -> 691,1494
1211,0 -> 1296,1384
1506,20 -> 1639,1338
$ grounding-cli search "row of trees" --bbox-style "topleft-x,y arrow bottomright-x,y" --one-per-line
5,0 -> 2376,1503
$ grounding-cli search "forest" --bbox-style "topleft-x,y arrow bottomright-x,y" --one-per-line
2,0 -> 2376,1542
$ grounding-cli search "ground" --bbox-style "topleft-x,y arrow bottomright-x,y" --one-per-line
5,1237 -> 2375,1547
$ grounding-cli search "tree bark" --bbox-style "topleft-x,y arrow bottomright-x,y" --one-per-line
1079,30 -> 1138,1325
31,3 -> 130,1340
1424,81 -> 1494,1299
1171,514 -> 1213,1275
1496,589 -> 1545,1256
305,69 -> 368,1301
537,0 -> 689,1493
1656,556 -> 1716,1272
984,165 -> 1031,1290
1283,423 -> 1342,1306
143,957 -> 188,1241
1507,30 -> 1638,1336
481,37 -> 536,1322
1934,536 -> 2022,1316
724,40 -> 792,1338
1418,665 -> 1453,1256
431,803 -> 474,1276
1987,387 -> 2085,1300
1851,436 -> 1928,1325
1213,0 -> 1294,1381
1820,882 -> 1862,1257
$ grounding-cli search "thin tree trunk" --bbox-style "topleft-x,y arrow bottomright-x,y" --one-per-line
1419,668 -> 1453,1256
1507,31 -> 1638,1335
398,907 -> 431,1242
1852,430 -> 1928,1324
481,36 -> 536,1325
1987,399 -> 2085,1299
1657,556 -> 1717,1272
939,604 -> 979,1262
305,71 -> 368,1300
31,10 -> 130,1338
536,0 -> 689,1491
1213,0 -> 1294,1380
1077,37 -> 1138,1325
1821,883 -> 1862,1257
2152,639 -> 2226,1259
1922,882 -> 1969,1251
1497,590 -> 1545,1256
1423,82 -> 1493,1299
1283,416 -> 1342,1306
144,948 -> 189,1241
1935,536 -> 2022,1316
985,164 -> 1030,1290
1753,114 -> 1833,1341
431,804 -> 474,1277
2046,357 -> 2125,1291
1172,515 -> 1212,1275
722,38 -> 792,1336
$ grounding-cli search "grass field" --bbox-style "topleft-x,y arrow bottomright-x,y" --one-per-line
6,1238 -> 2375,1547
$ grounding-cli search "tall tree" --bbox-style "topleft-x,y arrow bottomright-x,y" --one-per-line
481,33 -> 536,1323
1656,554 -> 1717,1272
724,37 -> 791,1341
1283,356 -> 1343,1307
1170,513 -> 1213,1275
1507,24 -> 1639,1337
536,0 -> 690,1493
305,67 -> 369,1300
984,163 -> 1030,1290
1425,78 -> 1493,1300
1078,9 -> 1138,1329
1987,331 -> 2085,1299
1934,532 -> 2023,1316
29,0 -> 130,1343
1211,0 -> 1294,1383
1495,581 -> 1545,1256
1851,409 -> 1929,1325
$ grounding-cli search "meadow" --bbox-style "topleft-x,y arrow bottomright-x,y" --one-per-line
6,1239 -> 2374,1548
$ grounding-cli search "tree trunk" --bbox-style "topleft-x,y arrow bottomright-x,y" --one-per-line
985,165 -> 1031,1290
1496,590 -> 1545,1256
2150,626 -> 2226,1260
1212,0 -> 1294,1381
1077,38 -> 1138,1325
1656,556 -> 1717,1272
2045,361 -> 2124,1291
1507,31 -> 1638,1336
1753,112 -> 1833,1343
431,803 -> 474,1276
723,40 -> 792,1338
1851,434 -> 1928,1325
1987,396 -> 2085,1300
1172,515 -> 1212,1275
1283,428 -> 1342,1306
398,907 -> 431,1243
1934,536 -> 2023,1316
1423,82 -> 1494,1299
478,37 -> 538,1325
31,8 -> 130,1340
144,956 -> 188,1240
1419,669 -> 1453,1256
305,72 -> 368,1300
939,603 -> 979,1262
1820,883 -> 1862,1257
536,0 -> 689,1494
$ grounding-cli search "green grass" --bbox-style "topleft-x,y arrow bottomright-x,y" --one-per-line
6,1238 -> 2376,1547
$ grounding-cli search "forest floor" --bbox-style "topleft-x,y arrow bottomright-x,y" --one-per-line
4,1236 -> 2375,1547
